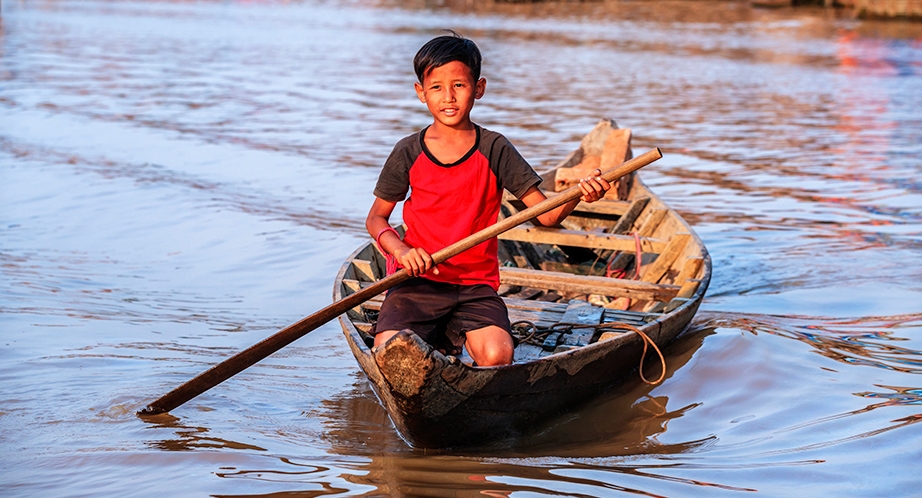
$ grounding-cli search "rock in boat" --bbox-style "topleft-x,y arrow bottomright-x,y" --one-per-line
333,119 -> 711,448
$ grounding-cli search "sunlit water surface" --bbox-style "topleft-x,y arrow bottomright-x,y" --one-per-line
2,0 -> 921,496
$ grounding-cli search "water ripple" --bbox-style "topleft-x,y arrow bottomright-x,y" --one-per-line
697,311 -> 922,374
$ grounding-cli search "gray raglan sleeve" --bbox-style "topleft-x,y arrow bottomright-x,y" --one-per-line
484,131 -> 542,199
373,134 -> 417,202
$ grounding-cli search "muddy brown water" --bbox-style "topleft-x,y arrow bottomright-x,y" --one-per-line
2,0 -> 921,496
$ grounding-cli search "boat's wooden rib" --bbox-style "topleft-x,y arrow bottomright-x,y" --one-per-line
499,267 -> 680,301
334,119 -> 711,448
511,191 -> 632,217
499,226 -> 666,253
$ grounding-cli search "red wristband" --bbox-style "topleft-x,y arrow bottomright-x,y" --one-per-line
375,226 -> 399,251
374,226 -> 400,276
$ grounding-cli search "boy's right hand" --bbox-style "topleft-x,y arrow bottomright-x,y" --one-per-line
394,245 -> 439,277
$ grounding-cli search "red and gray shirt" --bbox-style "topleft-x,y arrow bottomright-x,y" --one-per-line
373,125 -> 541,289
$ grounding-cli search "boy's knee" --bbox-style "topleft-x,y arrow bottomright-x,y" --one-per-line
477,345 -> 513,366
373,329 -> 399,348
466,327 -> 514,366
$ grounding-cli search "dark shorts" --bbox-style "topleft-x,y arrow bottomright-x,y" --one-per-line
373,278 -> 512,356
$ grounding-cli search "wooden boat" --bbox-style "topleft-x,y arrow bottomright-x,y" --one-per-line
333,119 -> 711,448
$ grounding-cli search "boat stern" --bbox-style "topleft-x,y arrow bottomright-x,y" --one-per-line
369,330 -> 496,447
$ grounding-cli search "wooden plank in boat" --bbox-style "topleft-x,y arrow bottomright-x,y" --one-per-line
631,207 -> 670,239
552,156 -> 600,190
350,259 -> 377,282
676,257 -> 705,297
548,300 -> 605,352
539,260 -> 607,275
506,287 -> 545,300
499,267 -> 680,301
641,233 -> 691,284
606,207 -> 669,271
634,234 -> 691,312
647,257 -> 705,313
507,309 -> 567,330
603,310 -> 651,326
499,226 -> 665,253
539,192 -> 631,217
353,321 -> 374,334
499,239 -> 533,269
359,295 -> 385,310
341,277 -> 383,293
504,191 -> 632,217
662,297 -> 690,313
553,128 -> 632,200
600,128 -> 632,171
610,196 -> 650,234
504,296 -> 652,325
498,203 -> 549,269
503,296 -> 570,313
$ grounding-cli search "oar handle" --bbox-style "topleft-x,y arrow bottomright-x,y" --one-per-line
138,148 -> 662,416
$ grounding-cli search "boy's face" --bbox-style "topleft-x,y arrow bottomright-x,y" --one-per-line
414,61 -> 485,130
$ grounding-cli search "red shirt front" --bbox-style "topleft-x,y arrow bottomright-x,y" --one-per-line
374,125 -> 541,289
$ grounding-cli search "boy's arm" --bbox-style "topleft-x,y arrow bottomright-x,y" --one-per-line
365,197 -> 438,277
518,169 -> 611,227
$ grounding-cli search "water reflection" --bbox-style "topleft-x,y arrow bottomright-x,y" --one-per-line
837,30 -> 922,77
700,312 -> 922,374
144,413 -> 267,452
858,384 -> 922,405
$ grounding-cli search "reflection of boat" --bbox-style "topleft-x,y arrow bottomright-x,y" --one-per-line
334,120 -> 711,448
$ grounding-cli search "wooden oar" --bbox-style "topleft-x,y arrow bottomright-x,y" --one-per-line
138,147 -> 663,416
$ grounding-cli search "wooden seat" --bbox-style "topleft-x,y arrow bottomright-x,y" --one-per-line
498,226 -> 665,253
499,267 -> 679,302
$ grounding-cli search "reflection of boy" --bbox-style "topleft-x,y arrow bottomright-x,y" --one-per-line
365,32 -> 611,366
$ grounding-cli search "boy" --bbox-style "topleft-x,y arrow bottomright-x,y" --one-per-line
366,32 -> 611,366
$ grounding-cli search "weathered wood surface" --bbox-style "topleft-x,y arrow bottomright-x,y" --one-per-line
499,267 -> 680,301
498,226 -> 665,253
333,119 -> 711,448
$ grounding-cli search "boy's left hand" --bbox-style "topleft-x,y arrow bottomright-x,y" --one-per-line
578,169 -> 611,203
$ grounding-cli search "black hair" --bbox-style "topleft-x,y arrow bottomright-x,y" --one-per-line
413,31 -> 482,83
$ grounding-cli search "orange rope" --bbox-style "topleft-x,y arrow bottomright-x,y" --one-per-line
597,321 -> 666,385
632,231 -> 643,280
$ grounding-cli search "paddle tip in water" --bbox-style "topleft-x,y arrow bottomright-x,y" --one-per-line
136,405 -> 181,423
137,405 -> 164,416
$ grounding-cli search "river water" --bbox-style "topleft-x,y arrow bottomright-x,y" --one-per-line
2,0 -> 921,496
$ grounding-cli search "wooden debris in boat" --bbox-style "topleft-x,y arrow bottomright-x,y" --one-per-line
553,128 -> 632,200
